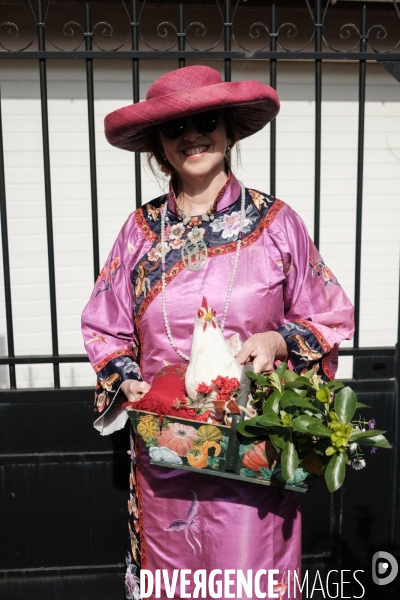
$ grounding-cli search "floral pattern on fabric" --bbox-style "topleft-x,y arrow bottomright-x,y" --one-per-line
95,256 -> 121,296
131,188 -> 280,316
277,321 -> 328,380
93,353 -> 142,421
309,254 -> 340,288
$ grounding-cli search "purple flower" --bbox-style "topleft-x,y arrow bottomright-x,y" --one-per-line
368,418 -> 376,430
371,447 -> 377,454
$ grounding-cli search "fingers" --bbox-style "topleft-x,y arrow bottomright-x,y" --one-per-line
121,380 -> 150,403
252,354 -> 274,375
235,339 -> 253,365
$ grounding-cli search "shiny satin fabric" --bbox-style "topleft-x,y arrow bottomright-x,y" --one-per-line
81,174 -> 354,600
137,440 -> 301,600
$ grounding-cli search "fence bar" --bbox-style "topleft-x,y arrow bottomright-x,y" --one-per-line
0,87 -> 16,388
178,4 -> 185,69
269,4 -> 277,198
224,0 -> 231,82
314,0 -> 322,249
353,6 -> 367,349
37,0 -> 60,387
2,52 -> 400,61
85,4 -> 100,281
393,269 -> 400,543
131,0 -> 142,209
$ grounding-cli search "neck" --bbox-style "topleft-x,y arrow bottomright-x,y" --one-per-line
176,168 -> 228,216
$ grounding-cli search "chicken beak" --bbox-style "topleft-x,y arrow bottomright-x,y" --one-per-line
204,312 -> 213,322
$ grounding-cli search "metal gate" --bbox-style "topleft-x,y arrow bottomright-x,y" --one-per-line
0,1 -> 399,598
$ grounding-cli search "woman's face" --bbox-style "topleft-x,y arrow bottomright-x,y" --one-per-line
159,112 -> 232,187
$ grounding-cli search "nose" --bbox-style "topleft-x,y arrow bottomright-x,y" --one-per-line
182,119 -> 201,142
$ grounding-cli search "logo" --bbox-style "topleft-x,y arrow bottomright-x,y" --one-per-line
372,551 -> 398,586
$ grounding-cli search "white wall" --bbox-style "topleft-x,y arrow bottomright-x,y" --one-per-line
0,58 -> 398,387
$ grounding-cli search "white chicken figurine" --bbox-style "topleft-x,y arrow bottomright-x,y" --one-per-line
185,296 -> 243,400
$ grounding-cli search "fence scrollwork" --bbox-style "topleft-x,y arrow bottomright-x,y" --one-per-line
0,0 -> 400,56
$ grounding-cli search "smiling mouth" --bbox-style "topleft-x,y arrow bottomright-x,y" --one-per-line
183,146 -> 208,156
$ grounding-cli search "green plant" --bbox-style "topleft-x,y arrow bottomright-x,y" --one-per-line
238,363 -> 392,492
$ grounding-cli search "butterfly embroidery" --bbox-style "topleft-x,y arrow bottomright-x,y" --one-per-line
99,373 -> 120,391
147,203 -> 160,220
290,334 -> 322,362
165,490 -> 205,554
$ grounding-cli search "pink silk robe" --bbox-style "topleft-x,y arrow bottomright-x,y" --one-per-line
82,175 -> 354,600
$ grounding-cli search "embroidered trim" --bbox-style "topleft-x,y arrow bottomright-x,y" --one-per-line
135,436 -> 148,571
293,319 -> 331,353
93,349 -> 136,374
135,207 -> 159,244
135,198 -> 285,369
322,355 -> 335,381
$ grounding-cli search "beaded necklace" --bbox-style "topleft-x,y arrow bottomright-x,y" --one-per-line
172,170 -> 232,229
160,182 -> 246,361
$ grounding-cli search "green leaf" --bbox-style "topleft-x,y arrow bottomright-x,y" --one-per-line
326,380 -> 345,392
268,371 -> 282,391
281,394 -> 319,412
349,429 -> 386,441
316,386 -> 331,403
357,433 -> 392,449
264,389 -> 281,414
237,422 -> 267,438
269,430 -> 290,450
334,386 -> 357,424
292,415 -> 332,437
294,376 -> 316,389
324,452 -> 346,493
257,409 -> 283,428
301,367 -> 317,379
275,362 -> 288,381
246,371 -> 269,386
282,439 -> 299,481
355,402 -> 370,409
283,369 -> 299,383
280,389 -> 301,406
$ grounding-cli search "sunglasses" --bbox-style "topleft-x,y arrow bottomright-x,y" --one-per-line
158,110 -> 221,140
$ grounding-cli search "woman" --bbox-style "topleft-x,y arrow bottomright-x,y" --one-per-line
82,65 -> 354,599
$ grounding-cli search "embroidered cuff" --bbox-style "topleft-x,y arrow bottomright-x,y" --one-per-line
94,354 -> 142,428
276,321 -> 327,377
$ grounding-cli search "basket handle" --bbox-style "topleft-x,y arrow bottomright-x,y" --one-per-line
224,362 -> 253,472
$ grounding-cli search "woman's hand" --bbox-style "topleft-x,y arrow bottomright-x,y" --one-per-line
120,380 -> 151,403
235,331 -> 288,375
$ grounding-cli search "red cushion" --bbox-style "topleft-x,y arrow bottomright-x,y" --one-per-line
124,364 -> 210,422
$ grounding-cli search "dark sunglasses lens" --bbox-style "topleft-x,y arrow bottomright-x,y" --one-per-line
192,111 -> 220,133
159,119 -> 186,140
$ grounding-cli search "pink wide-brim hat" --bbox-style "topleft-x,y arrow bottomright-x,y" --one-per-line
104,65 -> 280,152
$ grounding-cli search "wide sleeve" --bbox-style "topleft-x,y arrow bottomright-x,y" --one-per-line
82,212 -> 150,435
270,204 -> 355,380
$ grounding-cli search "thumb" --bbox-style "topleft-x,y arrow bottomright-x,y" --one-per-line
235,348 -> 249,365
135,381 -> 151,396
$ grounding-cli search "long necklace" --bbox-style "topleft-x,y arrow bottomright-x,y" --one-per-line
160,182 -> 246,361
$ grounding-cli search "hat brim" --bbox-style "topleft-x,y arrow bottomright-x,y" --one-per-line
104,80 -> 279,152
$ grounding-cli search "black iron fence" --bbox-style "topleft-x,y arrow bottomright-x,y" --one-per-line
0,0 -> 399,390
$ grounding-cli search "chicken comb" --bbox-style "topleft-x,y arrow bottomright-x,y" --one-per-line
201,296 -> 208,310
